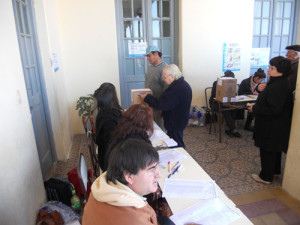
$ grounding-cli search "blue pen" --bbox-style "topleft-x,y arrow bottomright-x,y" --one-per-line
168,164 -> 181,178
171,161 -> 179,171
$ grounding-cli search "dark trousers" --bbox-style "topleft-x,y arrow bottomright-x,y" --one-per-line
222,110 -> 237,131
245,111 -> 254,128
167,130 -> 185,148
259,148 -> 282,182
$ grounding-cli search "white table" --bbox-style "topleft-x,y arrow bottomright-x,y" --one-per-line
149,122 -> 177,148
158,148 -> 253,225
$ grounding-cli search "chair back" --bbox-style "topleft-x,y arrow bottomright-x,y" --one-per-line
77,153 -> 90,203
87,131 -> 100,177
205,87 -> 212,110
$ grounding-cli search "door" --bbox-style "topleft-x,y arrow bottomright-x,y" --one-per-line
12,0 -> 55,179
115,0 -> 178,108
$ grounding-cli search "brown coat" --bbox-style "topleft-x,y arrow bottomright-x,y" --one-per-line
82,194 -> 158,225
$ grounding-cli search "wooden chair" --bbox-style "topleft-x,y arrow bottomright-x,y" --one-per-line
86,131 -> 100,177
77,153 -> 93,204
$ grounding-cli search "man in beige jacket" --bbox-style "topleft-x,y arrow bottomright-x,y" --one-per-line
82,138 -> 163,225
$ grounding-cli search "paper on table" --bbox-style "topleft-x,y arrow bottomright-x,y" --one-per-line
163,138 -> 177,147
149,129 -> 169,146
162,179 -> 216,199
170,197 -> 240,225
159,149 -> 187,166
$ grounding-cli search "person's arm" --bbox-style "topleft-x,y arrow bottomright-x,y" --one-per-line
144,88 -> 179,111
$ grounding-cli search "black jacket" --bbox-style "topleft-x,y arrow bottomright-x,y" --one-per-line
253,76 -> 292,153
95,107 -> 121,170
144,77 -> 192,131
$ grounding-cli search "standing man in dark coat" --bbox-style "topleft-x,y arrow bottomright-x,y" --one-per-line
248,56 -> 293,184
285,44 -> 300,93
141,64 -> 192,148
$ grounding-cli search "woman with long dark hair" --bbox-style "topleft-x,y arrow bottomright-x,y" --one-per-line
94,83 -> 122,171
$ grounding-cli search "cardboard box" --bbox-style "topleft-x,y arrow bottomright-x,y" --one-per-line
216,78 -> 237,103
131,88 -> 152,105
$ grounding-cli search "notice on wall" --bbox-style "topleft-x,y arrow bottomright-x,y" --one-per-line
51,52 -> 59,72
222,43 -> 241,72
128,42 -> 147,57
250,48 -> 270,68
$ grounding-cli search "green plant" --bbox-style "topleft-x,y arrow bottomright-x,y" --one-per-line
75,95 -> 94,116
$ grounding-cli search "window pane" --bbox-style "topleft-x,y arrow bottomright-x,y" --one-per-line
162,39 -> 171,55
126,58 -> 134,75
272,37 -> 281,51
281,36 -> 289,51
284,2 -> 292,17
162,0 -> 170,17
253,19 -> 261,35
260,36 -> 268,47
254,1 -> 262,17
152,0 -> 160,18
152,39 -> 161,50
261,19 -> 269,35
134,0 -> 142,18
276,2 -> 283,17
124,21 -> 132,38
22,4 -> 29,34
252,37 -> 260,48
282,19 -> 290,35
274,19 -> 282,35
162,20 -> 170,37
124,40 -> 132,57
262,1 -> 270,17
123,0 -> 131,18
133,20 -> 143,38
135,58 -> 145,74
152,20 -> 160,37
16,2 -> 23,33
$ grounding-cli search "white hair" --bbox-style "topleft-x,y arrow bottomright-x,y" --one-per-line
163,64 -> 183,80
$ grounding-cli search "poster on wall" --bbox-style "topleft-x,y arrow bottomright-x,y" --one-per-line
250,48 -> 270,68
222,43 -> 241,72
128,42 -> 147,57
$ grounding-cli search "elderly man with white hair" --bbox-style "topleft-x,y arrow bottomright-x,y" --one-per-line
141,64 -> 192,148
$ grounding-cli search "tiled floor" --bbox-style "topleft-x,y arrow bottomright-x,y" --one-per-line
229,188 -> 300,225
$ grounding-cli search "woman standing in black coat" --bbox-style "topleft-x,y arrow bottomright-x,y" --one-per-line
248,56 -> 293,184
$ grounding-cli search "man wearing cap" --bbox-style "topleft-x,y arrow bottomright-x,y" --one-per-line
144,46 -> 168,129
285,44 -> 300,93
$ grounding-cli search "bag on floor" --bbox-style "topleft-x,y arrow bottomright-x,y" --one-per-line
44,177 -> 73,206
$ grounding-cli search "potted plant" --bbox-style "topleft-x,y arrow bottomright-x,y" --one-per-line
75,94 -> 94,117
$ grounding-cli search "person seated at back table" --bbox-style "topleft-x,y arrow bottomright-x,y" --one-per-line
209,70 -> 241,138
103,103 -> 154,172
238,68 -> 266,131
94,82 -> 122,171
82,138 -> 174,225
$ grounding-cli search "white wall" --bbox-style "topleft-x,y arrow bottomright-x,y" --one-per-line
56,0 -> 120,134
34,0 -> 73,160
180,0 -> 254,107
0,1 -> 45,224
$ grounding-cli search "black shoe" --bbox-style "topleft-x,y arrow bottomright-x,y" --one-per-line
225,130 -> 234,137
231,130 -> 241,138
